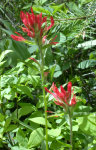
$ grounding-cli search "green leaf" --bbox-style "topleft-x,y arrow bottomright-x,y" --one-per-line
52,4 -> 64,14
72,124 -> 79,131
16,129 -> 28,148
62,62 -> 70,71
53,64 -> 62,78
0,19 -> 15,34
55,64 -> 61,71
11,146 -> 34,150
52,32 -> 66,47
67,2 -> 84,16
49,65 -> 56,81
16,85 -> 33,99
48,128 -> 61,137
29,117 -> 52,128
29,75 -> 40,87
76,113 -> 96,136
45,48 -> 53,65
80,0 -> 93,5
0,113 -> 4,122
4,117 -> 11,131
18,104 -> 36,119
32,6 -> 51,15
5,125 -> 18,132
0,61 -> 6,67
73,105 -> 92,117
5,102 -> 14,109
38,0 -> 47,5
50,140 -> 71,149
0,50 -> 12,63
77,40 -> 96,49
28,128 -> 44,148
7,40 -> 30,66
22,3 -> 32,10
77,59 -> 96,69
28,45 -> 38,53
54,71 -> 62,78
73,86 -> 82,94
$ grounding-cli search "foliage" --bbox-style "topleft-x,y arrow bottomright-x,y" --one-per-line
0,0 -> 96,149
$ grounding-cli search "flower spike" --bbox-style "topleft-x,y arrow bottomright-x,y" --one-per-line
45,82 -> 77,109
11,8 -> 58,46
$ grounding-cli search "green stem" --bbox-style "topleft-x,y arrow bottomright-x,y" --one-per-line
38,44 -> 48,150
68,111 -> 73,150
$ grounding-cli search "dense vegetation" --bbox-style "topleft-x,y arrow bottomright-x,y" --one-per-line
0,0 -> 96,149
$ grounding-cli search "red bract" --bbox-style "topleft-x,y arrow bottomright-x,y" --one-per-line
11,32 -> 25,41
29,57 -> 40,66
11,8 -> 57,45
45,82 -> 76,108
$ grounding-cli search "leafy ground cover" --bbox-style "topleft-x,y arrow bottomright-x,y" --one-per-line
0,0 -> 96,149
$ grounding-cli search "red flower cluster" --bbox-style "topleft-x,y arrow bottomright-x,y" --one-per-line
11,8 -> 58,45
45,82 -> 76,108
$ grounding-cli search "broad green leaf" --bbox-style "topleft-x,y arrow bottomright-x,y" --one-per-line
11,146 -> 34,150
16,85 -> 33,99
76,113 -> 96,136
7,40 -> 30,66
50,140 -> 71,149
41,0 -> 47,4
75,105 -> 92,113
55,64 -> 61,71
11,146 -> 20,150
28,128 -> 44,148
77,59 -> 96,69
72,125 -> 79,131
5,102 -> 14,109
5,125 -> 18,132
62,62 -> 70,71
0,50 -> 12,63
0,113 -> 4,122
73,105 -> 92,117
16,129 -> 28,148
32,6 -> 51,15
81,0 -> 94,4
22,3 -> 32,10
48,128 -> 61,137
28,45 -> 38,53
45,48 -> 53,65
18,120 -> 34,131
37,0 -> 47,5
54,71 -> 62,78
53,64 -> 62,78
29,117 -> 52,128
18,104 -> 36,119
0,61 -> 6,67
77,40 -> 96,49
52,4 -> 64,14
29,75 -> 40,87
4,117 -> 11,131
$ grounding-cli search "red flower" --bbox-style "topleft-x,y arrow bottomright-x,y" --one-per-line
11,8 -> 57,45
45,82 -> 76,108
11,32 -> 25,41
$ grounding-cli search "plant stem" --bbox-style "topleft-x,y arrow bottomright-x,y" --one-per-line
69,111 -> 73,150
39,44 -> 48,150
